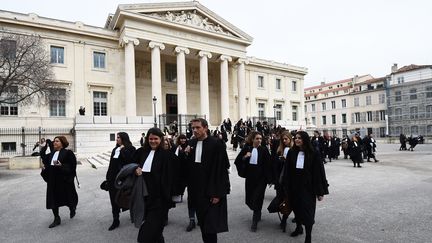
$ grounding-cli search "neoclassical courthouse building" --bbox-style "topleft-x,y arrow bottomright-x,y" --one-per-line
0,1 -> 307,156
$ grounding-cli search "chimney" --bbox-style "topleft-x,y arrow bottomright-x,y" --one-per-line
391,63 -> 398,73
321,81 -> 325,85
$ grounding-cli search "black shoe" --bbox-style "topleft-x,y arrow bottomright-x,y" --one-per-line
108,219 -> 120,231
279,221 -> 287,232
358,165 -> 362,168
186,220 -> 196,232
290,226 -> 303,237
375,160 -> 379,163
49,216 -> 61,228
367,160 -> 371,162
70,208 -> 76,219
251,220 -> 258,232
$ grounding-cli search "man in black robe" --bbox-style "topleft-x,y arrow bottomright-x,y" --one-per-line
185,118 -> 230,243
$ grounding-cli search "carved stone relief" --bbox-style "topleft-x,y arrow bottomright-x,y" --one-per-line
144,10 -> 234,36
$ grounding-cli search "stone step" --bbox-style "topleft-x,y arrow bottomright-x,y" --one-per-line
0,157 -> 9,169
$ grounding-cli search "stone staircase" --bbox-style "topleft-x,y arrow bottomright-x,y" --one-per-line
0,157 -> 9,169
86,152 -> 111,168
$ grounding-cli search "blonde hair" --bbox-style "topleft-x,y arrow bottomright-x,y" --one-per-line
277,131 -> 292,156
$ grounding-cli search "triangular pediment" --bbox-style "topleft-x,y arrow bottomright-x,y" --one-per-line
110,1 -> 253,43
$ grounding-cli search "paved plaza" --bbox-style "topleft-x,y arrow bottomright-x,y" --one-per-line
1,143 -> 432,243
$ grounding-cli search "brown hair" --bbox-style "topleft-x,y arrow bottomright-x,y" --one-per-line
277,131 -> 292,156
190,118 -> 208,128
54,136 -> 69,148
246,131 -> 262,146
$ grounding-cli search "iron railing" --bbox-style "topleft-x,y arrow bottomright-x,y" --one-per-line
0,127 -> 75,157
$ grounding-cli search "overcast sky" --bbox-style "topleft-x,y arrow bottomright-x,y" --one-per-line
2,0 -> 432,87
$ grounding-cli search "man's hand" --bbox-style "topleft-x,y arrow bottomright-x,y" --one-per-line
135,167 -> 142,176
244,152 -> 251,159
210,197 -> 220,204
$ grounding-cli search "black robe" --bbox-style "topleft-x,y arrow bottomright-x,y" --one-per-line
234,145 -> 272,211
133,147 -> 179,243
283,149 -> 328,226
187,136 -> 230,234
43,148 -> 78,209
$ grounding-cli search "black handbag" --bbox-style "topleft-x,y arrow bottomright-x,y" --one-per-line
100,180 -> 109,191
40,168 -> 49,182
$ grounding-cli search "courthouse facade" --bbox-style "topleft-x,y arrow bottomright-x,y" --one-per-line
0,1 -> 307,156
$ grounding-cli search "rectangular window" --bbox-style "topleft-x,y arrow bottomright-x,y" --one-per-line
93,51 -> 106,69
342,113 -> 347,124
354,97 -> 359,107
321,102 -> 326,111
322,115 -> 326,125
379,94 -> 385,104
0,86 -> 18,116
331,101 -> 336,109
1,142 -> 16,152
379,127 -> 386,138
275,104 -> 282,120
367,111 -> 372,122
0,39 -> 17,59
395,91 -> 402,102
355,112 -> 360,123
331,115 -> 336,124
292,81 -> 297,92
341,99 -> 346,108
397,77 -> 404,84
342,129 -> 347,136
410,88 -> 417,100
258,76 -> 264,88
311,117 -> 316,125
410,106 -> 418,119
165,63 -> 177,82
292,105 -> 298,121
275,78 -> 281,90
426,86 -> 432,98
93,91 -> 108,116
304,105 -> 307,113
49,89 -> 66,116
258,103 -> 265,118
311,104 -> 316,112
395,108 -> 402,120
50,46 -> 64,64
380,110 -> 386,121
366,96 -> 372,105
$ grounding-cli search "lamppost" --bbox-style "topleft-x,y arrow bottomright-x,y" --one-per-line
152,96 -> 157,128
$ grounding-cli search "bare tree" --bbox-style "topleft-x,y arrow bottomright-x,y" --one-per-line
0,31 -> 58,105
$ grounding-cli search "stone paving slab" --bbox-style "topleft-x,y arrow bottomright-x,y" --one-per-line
1,143 -> 432,242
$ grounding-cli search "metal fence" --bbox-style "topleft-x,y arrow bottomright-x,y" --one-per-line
158,114 -> 205,135
0,127 -> 75,157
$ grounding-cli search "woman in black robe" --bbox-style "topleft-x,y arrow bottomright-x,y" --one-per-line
282,131 -> 328,243
41,136 -> 78,228
234,131 -> 272,232
350,136 -> 363,167
134,128 -> 180,243
106,132 -> 135,230
273,130 -> 293,232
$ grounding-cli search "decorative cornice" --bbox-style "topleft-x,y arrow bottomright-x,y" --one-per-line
198,51 -> 212,59
219,55 -> 232,62
148,41 -> 165,50
175,46 -> 190,55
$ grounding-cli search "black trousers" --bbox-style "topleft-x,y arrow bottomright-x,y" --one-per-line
108,189 -> 120,220
138,207 -> 168,243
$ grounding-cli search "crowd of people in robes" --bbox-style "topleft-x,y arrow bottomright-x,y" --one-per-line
47,116 -> 432,243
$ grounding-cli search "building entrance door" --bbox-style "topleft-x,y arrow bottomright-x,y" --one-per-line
166,94 -> 178,115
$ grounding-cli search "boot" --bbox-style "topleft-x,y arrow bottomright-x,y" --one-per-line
250,220 -> 258,232
48,216 -> 61,228
374,159 -> 379,163
108,219 -> 120,231
186,219 -> 196,232
290,224 -> 303,237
